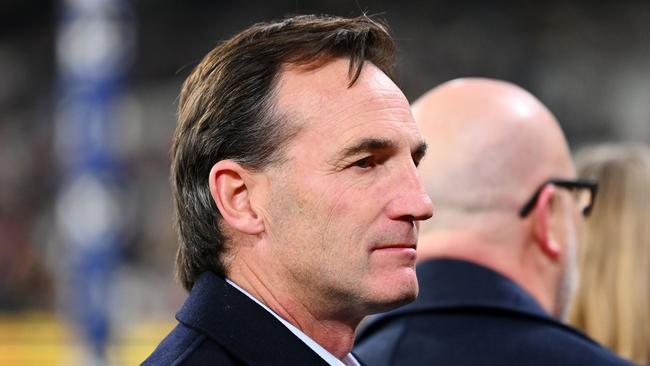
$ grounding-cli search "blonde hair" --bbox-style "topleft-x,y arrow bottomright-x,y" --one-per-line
569,143 -> 650,365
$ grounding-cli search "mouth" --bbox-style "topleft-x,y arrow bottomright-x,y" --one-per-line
372,243 -> 417,252
369,242 -> 418,267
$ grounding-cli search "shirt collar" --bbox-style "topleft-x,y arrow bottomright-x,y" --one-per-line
226,278 -> 361,366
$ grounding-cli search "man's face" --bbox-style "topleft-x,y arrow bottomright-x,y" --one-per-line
258,59 -> 433,318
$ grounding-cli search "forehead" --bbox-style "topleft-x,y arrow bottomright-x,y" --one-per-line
273,58 -> 421,151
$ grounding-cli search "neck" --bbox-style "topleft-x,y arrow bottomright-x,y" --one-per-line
519,238 -> 562,317
228,257 -> 358,359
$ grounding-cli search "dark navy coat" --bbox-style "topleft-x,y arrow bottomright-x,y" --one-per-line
354,259 -> 635,366
142,272 -> 330,365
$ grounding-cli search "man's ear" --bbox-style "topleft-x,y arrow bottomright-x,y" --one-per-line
208,160 -> 264,235
532,184 -> 562,260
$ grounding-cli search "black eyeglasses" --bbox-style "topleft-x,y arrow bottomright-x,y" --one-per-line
518,178 -> 598,218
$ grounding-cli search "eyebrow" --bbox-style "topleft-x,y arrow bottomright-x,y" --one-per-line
413,141 -> 427,159
341,138 -> 394,157
339,137 -> 428,160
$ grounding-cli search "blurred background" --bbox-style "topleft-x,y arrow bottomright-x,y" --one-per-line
0,0 -> 648,364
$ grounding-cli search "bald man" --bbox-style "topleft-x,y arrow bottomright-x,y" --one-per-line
354,78 -> 635,366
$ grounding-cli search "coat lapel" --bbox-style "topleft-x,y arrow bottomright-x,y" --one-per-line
177,272 -> 330,365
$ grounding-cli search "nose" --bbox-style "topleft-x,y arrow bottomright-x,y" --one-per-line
386,161 -> 434,222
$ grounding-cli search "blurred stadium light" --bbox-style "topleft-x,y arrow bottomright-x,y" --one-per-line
54,0 -> 135,364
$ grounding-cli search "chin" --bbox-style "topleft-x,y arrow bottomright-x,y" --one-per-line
366,274 -> 418,314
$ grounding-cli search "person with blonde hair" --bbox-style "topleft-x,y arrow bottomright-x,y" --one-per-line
570,143 -> 650,366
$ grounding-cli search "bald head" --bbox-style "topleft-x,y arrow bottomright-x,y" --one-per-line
415,78 -> 575,231
414,78 -> 580,317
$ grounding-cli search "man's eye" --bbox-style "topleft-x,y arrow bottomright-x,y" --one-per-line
352,157 -> 375,169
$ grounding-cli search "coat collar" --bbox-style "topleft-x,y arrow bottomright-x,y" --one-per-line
176,271 -> 330,365
357,258 -> 553,340
405,258 -> 550,317
356,259 -> 604,351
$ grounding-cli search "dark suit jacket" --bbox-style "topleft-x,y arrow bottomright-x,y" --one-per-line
354,259 -> 636,366
142,272 -> 331,365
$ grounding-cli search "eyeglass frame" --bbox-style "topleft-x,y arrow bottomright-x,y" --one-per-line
518,178 -> 598,218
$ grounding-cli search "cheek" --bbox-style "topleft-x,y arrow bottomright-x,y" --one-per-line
323,181 -> 386,232
289,166 -> 393,251
301,174 -> 370,220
